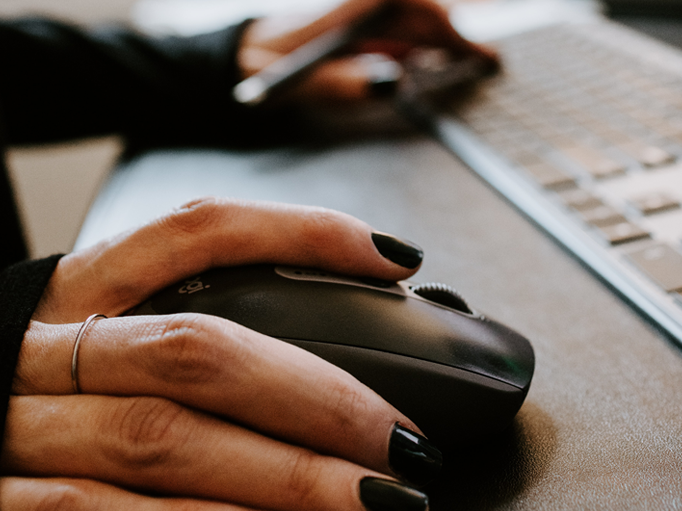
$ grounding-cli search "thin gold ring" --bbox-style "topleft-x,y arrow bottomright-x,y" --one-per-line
71,314 -> 107,394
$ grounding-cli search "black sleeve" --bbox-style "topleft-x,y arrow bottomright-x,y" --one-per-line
0,18 -> 294,148
0,255 -> 63,456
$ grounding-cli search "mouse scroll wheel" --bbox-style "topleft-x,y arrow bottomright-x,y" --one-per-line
410,283 -> 473,314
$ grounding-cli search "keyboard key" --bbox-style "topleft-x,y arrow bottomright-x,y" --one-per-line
578,205 -> 627,227
673,293 -> 682,308
559,145 -> 626,178
628,192 -> 681,215
597,127 -> 631,146
594,221 -> 650,245
620,143 -> 675,167
523,162 -> 577,190
640,146 -> 676,167
626,243 -> 682,292
513,151 -> 545,167
559,188 -> 604,210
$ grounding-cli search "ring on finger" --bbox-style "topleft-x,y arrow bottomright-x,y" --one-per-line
71,314 -> 107,394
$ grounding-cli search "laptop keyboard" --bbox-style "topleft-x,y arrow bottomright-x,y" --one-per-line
429,20 -> 682,344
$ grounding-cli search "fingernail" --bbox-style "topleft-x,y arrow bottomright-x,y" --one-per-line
372,232 -> 423,269
369,75 -> 399,98
365,55 -> 402,98
360,477 -> 429,511
389,424 -> 443,486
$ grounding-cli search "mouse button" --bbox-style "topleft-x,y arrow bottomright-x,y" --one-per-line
286,340 -> 528,452
145,265 -> 277,316
359,277 -> 394,288
255,285 -> 413,349
168,277 -> 408,348
275,266 -> 405,296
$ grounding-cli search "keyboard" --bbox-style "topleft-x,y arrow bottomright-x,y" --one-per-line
426,19 -> 682,345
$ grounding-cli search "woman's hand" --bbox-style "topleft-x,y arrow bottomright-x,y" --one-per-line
238,0 -> 498,102
1,198 -> 441,510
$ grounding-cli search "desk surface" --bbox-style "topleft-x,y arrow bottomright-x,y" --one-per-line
77,130 -> 682,508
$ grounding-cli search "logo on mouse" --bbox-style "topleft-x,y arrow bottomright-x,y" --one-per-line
178,277 -> 210,295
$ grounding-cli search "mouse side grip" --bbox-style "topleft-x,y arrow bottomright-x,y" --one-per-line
286,339 -> 528,454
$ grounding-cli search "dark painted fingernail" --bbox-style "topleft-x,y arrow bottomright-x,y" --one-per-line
372,232 -> 423,269
360,477 -> 429,511
367,57 -> 402,98
389,424 -> 443,486
370,75 -> 399,98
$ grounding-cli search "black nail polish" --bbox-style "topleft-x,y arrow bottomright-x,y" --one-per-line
360,477 -> 429,511
372,232 -> 423,269
366,57 -> 402,99
369,76 -> 399,98
389,424 -> 443,486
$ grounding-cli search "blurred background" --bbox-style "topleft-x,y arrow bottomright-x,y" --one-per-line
2,0 -> 386,258
2,0 -> 137,259
0,0 -> 570,260
6,0 -> 671,259
0,0 -> 136,22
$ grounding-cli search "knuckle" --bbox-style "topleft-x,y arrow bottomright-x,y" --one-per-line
160,196 -> 223,236
282,449 -> 325,506
102,396 -> 191,468
142,314 -> 227,385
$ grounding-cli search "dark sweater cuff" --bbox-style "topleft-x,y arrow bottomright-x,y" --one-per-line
0,254 -> 63,455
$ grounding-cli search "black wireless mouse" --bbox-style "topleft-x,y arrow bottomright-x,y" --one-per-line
130,265 -> 535,453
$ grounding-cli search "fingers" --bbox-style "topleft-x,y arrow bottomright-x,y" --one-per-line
34,199 -> 422,323
3,395 -> 429,511
386,0 -> 494,59
0,477 -> 252,511
242,0 -> 466,56
239,0 -> 498,82
240,0 -> 384,55
292,53 -> 402,102
16,315 -> 442,484
238,0 -> 499,104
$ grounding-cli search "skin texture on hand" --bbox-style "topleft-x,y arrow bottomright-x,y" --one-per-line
1,197 -> 437,511
238,0 -> 498,102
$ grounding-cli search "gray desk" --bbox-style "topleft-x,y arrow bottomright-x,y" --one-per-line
76,129 -> 682,508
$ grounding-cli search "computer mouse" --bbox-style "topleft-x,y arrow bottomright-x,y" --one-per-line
130,264 -> 535,453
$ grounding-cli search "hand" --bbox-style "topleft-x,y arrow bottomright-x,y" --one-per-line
1,198 -> 441,510
238,0 -> 498,102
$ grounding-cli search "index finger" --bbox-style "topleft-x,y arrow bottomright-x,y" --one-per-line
35,198 -> 423,323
